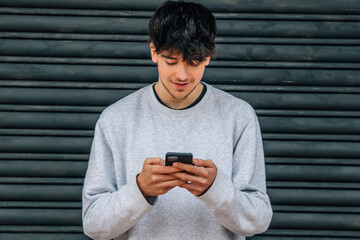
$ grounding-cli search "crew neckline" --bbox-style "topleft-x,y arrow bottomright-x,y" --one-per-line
152,83 -> 207,110
147,82 -> 213,118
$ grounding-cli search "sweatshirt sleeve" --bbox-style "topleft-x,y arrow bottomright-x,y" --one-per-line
198,108 -> 273,236
82,118 -> 156,240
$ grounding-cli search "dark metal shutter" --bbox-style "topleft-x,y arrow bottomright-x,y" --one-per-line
1,1 -> 360,239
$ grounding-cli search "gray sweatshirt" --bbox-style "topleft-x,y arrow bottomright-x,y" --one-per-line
82,83 -> 273,240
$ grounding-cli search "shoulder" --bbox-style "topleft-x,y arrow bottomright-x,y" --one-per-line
207,84 -> 260,136
98,84 -> 151,127
208,84 -> 257,120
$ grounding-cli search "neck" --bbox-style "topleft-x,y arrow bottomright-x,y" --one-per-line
155,81 -> 203,110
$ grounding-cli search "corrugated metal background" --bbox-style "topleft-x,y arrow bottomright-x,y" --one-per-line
0,0 -> 360,239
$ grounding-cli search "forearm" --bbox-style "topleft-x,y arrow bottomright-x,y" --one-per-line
198,169 -> 273,236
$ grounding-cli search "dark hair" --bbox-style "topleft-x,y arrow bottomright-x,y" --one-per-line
148,1 -> 217,64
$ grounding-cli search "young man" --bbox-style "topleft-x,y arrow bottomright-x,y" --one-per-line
82,1 -> 272,239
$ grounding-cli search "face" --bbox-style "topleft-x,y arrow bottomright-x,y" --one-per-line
150,43 -> 210,108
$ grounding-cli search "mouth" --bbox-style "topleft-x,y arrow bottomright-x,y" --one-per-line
172,82 -> 190,89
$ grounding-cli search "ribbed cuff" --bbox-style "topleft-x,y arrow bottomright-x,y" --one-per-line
128,175 -> 158,210
133,174 -> 158,206
197,169 -> 232,209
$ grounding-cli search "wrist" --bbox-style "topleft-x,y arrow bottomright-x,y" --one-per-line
136,173 -> 149,197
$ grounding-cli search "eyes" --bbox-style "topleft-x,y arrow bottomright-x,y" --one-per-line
165,61 -> 177,66
165,60 -> 200,67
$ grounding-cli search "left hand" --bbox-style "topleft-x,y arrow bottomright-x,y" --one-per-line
171,158 -> 217,196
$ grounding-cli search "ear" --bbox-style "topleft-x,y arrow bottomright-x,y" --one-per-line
150,43 -> 158,63
204,56 -> 211,66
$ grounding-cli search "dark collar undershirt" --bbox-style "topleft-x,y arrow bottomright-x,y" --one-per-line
152,83 -> 207,110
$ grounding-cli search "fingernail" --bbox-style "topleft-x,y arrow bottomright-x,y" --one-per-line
194,159 -> 199,165
173,163 -> 178,167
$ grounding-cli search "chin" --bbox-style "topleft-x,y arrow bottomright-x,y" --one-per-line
171,92 -> 189,100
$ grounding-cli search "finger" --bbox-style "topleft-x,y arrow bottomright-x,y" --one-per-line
179,182 -> 204,196
171,172 -> 208,185
172,162 -> 196,172
145,157 -> 164,165
179,182 -> 198,190
172,162 -> 210,178
153,165 -> 184,174
193,158 -> 215,168
150,174 -> 179,183
150,174 -> 181,183
157,179 -> 187,189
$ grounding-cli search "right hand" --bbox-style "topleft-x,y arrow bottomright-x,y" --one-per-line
136,157 -> 186,197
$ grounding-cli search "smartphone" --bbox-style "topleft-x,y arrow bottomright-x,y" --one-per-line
165,152 -> 193,166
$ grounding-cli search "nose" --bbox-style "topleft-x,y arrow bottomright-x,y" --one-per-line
176,62 -> 190,81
